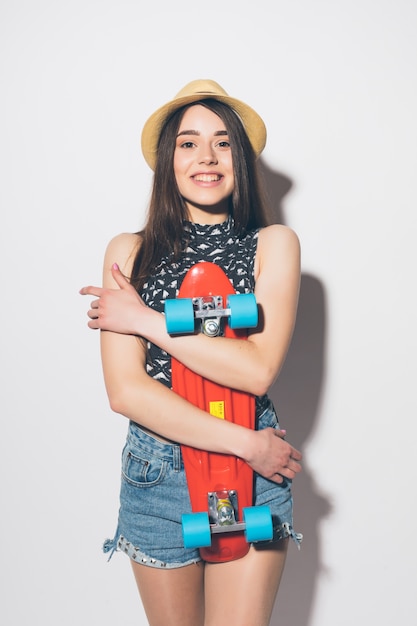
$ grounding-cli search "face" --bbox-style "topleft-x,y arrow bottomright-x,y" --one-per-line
173,104 -> 234,223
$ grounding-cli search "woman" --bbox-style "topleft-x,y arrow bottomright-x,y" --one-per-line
80,79 -> 302,626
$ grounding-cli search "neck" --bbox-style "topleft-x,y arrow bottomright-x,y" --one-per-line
186,205 -> 229,225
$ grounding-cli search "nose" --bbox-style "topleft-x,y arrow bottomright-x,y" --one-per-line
198,143 -> 218,165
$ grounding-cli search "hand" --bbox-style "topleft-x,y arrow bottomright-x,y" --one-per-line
246,428 -> 302,483
79,264 -> 148,334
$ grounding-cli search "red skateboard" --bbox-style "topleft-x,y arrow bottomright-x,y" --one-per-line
165,262 -> 273,563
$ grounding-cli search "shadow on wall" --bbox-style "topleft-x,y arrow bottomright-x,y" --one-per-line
259,160 -> 333,626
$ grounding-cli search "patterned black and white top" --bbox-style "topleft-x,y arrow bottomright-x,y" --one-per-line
140,216 -> 269,415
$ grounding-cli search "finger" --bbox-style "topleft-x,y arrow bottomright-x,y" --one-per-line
276,466 -> 298,482
79,285 -> 103,297
285,458 -> 302,476
290,448 -> 302,462
289,459 -> 302,473
274,429 -> 287,439
271,473 -> 284,484
111,263 -> 131,289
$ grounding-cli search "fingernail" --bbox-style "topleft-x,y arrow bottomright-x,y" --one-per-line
112,263 -> 119,270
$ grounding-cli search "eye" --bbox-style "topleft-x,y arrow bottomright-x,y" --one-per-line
178,140 -> 196,149
216,140 -> 231,148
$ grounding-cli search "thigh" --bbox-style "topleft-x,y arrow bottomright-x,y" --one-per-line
131,560 -> 205,626
204,540 -> 289,626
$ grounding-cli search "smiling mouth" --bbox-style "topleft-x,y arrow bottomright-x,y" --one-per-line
192,174 -> 221,182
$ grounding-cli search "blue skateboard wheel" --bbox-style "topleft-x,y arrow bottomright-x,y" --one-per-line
243,505 -> 273,543
227,293 -> 258,329
164,298 -> 195,334
182,512 -> 211,549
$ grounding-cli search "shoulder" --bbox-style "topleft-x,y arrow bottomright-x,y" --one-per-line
258,224 -> 300,255
103,232 -> 141,276
255,224 -> 300,280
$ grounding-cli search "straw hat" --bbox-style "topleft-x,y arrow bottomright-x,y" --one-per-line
141,79 -> 267,170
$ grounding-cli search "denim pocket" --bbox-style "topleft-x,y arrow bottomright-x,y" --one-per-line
257,400 -> 280,431
121,442 -> 167,488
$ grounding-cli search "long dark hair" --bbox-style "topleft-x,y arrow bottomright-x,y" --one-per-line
130,99 -> 270,291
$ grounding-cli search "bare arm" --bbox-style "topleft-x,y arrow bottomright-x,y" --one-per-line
81,225 -> 300,397
103,331 -> 300,482
82,230 -> 302,483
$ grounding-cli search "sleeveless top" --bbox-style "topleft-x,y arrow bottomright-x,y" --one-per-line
139,216 -> 269,415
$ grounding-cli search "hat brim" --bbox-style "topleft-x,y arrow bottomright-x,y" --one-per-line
141,91 -> 266,170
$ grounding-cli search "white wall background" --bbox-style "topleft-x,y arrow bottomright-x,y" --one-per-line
1,1 -> 416,624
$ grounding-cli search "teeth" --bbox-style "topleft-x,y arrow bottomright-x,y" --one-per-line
194,174 -> 220,182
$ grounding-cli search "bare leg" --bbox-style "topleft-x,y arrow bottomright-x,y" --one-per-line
204,539 -> 289,626
131,560 -> 205,626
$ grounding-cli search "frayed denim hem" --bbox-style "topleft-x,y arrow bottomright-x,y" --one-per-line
275,521 -> 303,548
103,535 -> 202,569
103,521 -> 303,569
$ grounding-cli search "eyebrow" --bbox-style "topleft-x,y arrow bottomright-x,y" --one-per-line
176,129 -> 229,138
